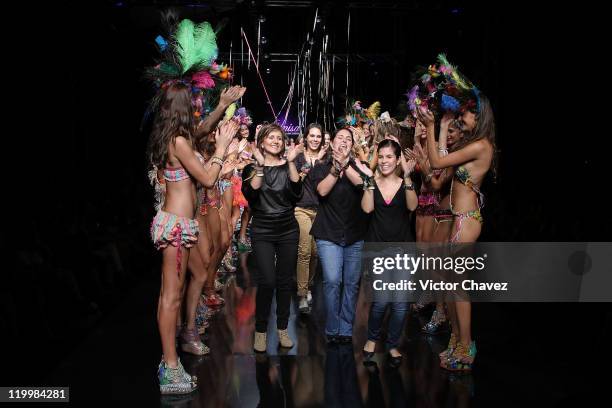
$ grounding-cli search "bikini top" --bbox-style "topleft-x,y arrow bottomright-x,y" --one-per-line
455,166 -> 477,192
163,166 -> 190,182
453,166 -> 484,209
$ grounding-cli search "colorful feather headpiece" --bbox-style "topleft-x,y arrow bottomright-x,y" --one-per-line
223,104 -> 253,126
406,53 -> 480,118
144,13 -> 233,122
337,100 -> 379,127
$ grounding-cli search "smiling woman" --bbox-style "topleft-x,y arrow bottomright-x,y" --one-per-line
242,123 -> 304,353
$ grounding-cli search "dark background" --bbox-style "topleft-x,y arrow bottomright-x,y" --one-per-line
5,0 -> 608,404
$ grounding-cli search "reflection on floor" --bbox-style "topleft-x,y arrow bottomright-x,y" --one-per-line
46,250 -> 606,407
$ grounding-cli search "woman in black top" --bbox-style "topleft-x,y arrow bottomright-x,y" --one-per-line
361,139 -> 418,368
242,124 -> 303,353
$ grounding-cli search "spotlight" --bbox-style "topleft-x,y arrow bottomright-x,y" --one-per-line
265,67 -> 271,74
316,16 -> 321,23
263,53 -> 270,60
261,36 -> 268,45
259,15 -> 266,23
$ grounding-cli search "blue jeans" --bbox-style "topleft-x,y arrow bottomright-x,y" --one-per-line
367,301 -> 409,349
316,239 -> 364,337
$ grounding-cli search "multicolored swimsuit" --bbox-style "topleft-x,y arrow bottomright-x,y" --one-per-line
449,166 -> 484,242
150,165 -> 199,275
416,175 -> 441,217
232,171 -> 248,208
195,153 -> 222,216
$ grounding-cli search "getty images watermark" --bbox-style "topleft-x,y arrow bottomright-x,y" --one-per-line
361,242 -> 612,302
370,252 -> 508,292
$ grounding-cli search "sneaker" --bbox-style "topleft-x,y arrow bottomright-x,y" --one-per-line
158,358 -> 198,395
278,329 -> 294,348
254,331 -> 267,353
299,297 -> 310,314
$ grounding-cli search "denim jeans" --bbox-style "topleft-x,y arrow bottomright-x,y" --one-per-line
316,239 -> 364,336
367,301 -> 409,349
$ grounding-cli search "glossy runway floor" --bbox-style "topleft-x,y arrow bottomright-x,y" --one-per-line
46,252 -> 609,407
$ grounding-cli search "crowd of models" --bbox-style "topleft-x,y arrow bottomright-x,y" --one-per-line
144,16 -> 496,395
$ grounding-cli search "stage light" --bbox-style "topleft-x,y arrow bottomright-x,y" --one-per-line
259,15 -> 266,23
261,36 -> 268,45
266,67 -> 271,74
263,53 -> 270,60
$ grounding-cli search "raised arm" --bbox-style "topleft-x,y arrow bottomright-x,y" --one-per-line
285,139 -> 304,183
417,108 -> 483,169
195,86 -> 246,138
174,120 -> 239,187
400,150 -> 418,211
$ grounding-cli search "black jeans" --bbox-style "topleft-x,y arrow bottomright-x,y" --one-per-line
252,228 -> 299,332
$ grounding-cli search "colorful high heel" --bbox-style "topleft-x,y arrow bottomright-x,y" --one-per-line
222,251 -> 236,273
439,332 -> 457,360
237,239 -> 252,253
422,310 -> 450,335
158,358 -> 198,395
180,327 -> 210,355
204,293 -> 225,308
441,341 -> 476,371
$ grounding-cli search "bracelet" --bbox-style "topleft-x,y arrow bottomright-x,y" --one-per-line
329,166 -> 340,178
362,175 -> 376,190
256,172 -> 264,177
210,156 -> 224,167
404,182 -> 415,191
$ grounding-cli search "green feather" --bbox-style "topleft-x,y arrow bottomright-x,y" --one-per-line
174,19 -> 196,73
192,21 -> 218,70
437,53 -> 451,67
224,103 -> 237,120
174,19 -> 218,74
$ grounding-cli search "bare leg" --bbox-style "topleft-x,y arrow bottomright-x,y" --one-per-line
158,246 -> 189,367
451,218 -> 481,346
185,233 -> 211,330
239,207 -> 251,242
455,301 -> 472,345
204,209 -> 222,295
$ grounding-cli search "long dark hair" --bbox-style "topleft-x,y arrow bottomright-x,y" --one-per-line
452,93 -> 498,178
147,82 -> 195,168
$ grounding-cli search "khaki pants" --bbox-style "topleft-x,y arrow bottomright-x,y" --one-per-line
295,207 -> 318,297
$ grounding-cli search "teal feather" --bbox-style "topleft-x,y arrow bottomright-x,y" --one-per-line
174,19 -> 218,74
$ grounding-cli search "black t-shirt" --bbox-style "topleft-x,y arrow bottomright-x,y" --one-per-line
242,162 -> 302,238
309,160 -> 368,245
294,152 -> 320,209
366,183 -> 415,242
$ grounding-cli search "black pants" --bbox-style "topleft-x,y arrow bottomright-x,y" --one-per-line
252,229 -> 299,332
